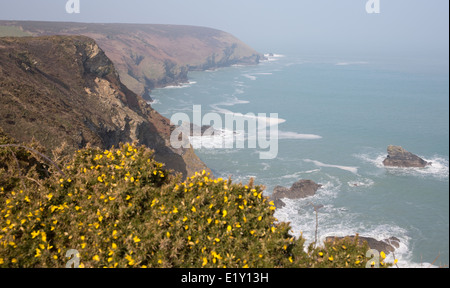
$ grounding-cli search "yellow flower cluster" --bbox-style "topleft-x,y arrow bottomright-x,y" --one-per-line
146,170 -> 289,268
311,237 -> 395,268
0,142 -> 393,268
0,143 -> 168,268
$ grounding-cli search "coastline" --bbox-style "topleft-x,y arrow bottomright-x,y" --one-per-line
0,20 -> 266,98
149,53 -> 449,267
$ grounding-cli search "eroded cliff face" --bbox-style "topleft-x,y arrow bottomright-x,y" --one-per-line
0,21 -> 264,97
0,36 -> 208,178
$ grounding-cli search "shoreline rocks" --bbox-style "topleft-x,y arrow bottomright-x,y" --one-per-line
326,235 -> 401,255
271,179 -> 322,208
383,145 -> 431,168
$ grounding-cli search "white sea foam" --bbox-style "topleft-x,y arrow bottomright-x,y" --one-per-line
261,163 -> 271,171
261,54 -> 286,62
211,97 -> 250,109
147,99 -> 160,105
254,72 -> 273,76
347,178 -> 375,188
163,81 -> 197,89
242,74 -> 257,81
335,61 -> 369,66
274,179 -> 343,241
226,110 -> 286,127
264,54 -> 285,58
271,171 -> 440,268
210,99 -> 287,127
278,131 -> 323,140
189,128 -> 237,150
233,88 -> 244,95
280,169 -> 321,180
354,152 -> 386,169
275,193 -> 430,268
403,155 -> 449,180
304,159 -> 359,174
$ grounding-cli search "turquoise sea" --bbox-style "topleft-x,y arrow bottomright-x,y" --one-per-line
150,53 -> 449,267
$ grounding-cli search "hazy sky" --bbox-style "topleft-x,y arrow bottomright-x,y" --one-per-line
0,0 -> 448,58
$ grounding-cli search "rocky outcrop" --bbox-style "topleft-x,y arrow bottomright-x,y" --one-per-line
326,235 -> 401,255
178,122 -> 220,137
0,21 -> 264,97
271,180 -> 322,208
0,36 -> 209,178
383,145 -> 431,168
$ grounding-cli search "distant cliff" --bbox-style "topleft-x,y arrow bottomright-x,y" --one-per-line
0,35 -> 208,178
0,21 -> 264,97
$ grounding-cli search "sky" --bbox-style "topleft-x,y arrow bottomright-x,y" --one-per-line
0,0 -> 449,60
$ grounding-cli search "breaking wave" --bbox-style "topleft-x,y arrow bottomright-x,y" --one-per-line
304,159 -> 359,174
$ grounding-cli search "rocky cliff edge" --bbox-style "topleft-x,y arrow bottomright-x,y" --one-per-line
0,35 -> 209,178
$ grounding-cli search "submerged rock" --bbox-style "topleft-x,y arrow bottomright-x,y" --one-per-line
383,145 -> 431,168
271,180 -> 322,208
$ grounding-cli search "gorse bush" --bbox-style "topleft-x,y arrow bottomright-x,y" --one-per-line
0,140 -> 392,268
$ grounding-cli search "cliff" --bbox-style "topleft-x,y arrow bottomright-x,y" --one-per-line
0,35 -> 208,178
0,21 -> 264,97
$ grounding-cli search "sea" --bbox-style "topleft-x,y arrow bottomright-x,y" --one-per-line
149,52 -> 449,268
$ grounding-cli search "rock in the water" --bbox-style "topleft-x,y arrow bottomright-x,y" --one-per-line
326,235 -> 401,255
272,198 -> 287,209
272,186 -> 290,199
383,145 -> 431,168
271,180 -> 322,208
290,180 -> 322,198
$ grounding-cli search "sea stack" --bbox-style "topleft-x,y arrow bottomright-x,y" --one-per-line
383,145 -> 431,168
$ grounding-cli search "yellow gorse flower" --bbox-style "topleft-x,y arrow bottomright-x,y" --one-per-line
125,255 -> 135,266
0,143 -> 389,269
31,230 -> 40,239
